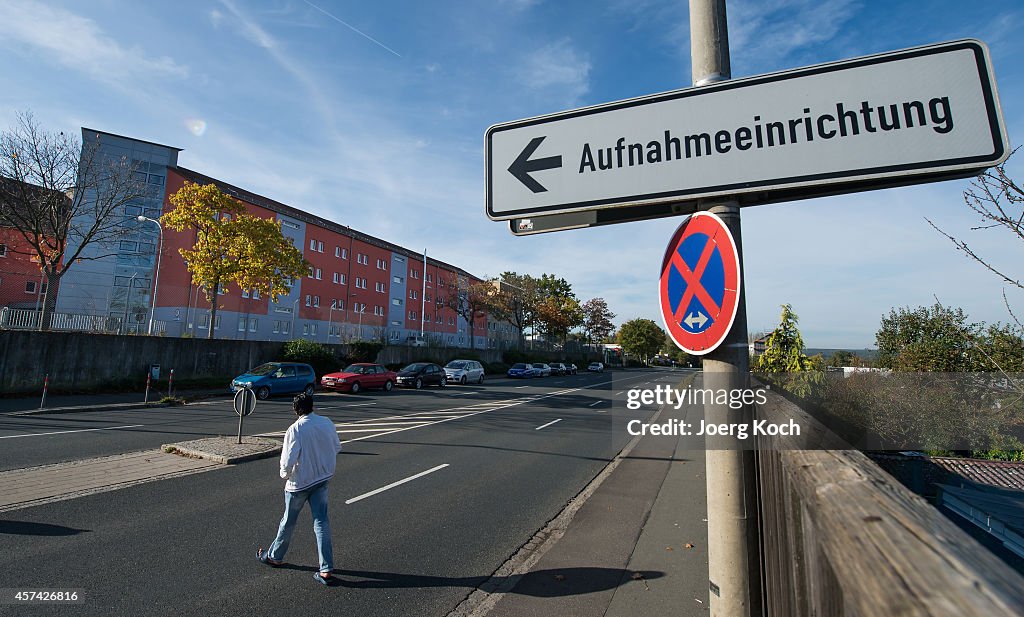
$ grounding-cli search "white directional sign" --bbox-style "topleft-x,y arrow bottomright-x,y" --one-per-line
487,39 -> 1008,223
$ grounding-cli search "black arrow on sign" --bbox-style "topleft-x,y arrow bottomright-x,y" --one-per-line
508,136 -> 562,193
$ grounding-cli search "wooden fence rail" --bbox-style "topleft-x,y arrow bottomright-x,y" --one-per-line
755,387 -> 1024,616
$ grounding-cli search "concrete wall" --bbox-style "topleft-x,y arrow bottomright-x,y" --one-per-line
0,331 -> 599,394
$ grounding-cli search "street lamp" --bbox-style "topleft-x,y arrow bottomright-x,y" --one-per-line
291,298 -> 299,337
349,292 -> 363,341
327,302 -> 338,342
137,215 -> 164,336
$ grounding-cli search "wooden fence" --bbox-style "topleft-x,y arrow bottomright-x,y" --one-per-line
756,388 -> 1024,616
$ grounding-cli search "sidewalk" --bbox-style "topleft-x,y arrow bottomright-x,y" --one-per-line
0,388 -> 231,415
453,401 -> 710,617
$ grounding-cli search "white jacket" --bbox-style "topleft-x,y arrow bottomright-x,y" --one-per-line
279,413 -> 342,491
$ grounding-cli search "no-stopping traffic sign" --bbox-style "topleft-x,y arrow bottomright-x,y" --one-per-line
660,212 -> 740,355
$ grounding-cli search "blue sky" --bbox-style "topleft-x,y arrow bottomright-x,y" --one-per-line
1,0 -> 1022,348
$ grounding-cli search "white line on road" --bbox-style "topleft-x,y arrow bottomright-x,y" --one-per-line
588,401 -> 602,407
0,424 -> 144,440
345,464 -> 449,505
535,419 -> 562,431
448,392 -> 474,396
515,385 -> 529,388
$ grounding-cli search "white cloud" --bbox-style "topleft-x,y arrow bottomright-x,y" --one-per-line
516,38 -> 592,104
729,0 -> 861,73
0,0 -> 188,87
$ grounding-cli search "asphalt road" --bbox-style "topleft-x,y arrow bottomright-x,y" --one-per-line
0,368 -> 690,617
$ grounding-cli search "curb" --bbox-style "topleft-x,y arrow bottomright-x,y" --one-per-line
6,401 -> 171,416
161,439 -> 282,465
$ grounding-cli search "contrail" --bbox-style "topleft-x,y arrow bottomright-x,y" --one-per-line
303,0 -> 402,57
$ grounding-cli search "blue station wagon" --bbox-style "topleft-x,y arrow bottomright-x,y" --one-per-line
231,362 -> 316,400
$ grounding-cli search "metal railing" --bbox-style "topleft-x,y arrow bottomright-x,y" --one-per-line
0,307 -> 159,334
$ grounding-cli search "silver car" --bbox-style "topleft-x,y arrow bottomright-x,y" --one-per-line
531,363 -> 552,377
444,359 -> 485,384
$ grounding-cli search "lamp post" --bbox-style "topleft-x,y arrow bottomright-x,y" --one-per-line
291,298 -> 299,337
327,302 -> 338,343
137,215 -> 164,336
349,292 -> 363,341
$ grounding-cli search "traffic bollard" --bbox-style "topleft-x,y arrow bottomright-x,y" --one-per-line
39,374 -> 49,409
168,369 -> 174,398
145,372 -> 151,403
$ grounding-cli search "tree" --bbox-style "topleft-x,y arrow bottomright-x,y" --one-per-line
533,273 -> 581,345
581,297 -> 615,347
927,149 -> 1023,324
755,304 -> 818,373
0,111 -> 147,329
535,294 -> 583,344
490,272 -> 538,350
876,301 -> 1024,372
618,318 -> 665,364
162,182 -> 308,339
443,276 -> 494,350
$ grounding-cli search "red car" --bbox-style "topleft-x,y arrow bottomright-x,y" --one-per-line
320,363 -> 397,394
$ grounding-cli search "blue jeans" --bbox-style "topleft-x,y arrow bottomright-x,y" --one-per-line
267,480 -> 334,573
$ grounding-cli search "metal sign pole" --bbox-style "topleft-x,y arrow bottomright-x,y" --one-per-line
234,386 -> 256,444
690,1 -> 762,616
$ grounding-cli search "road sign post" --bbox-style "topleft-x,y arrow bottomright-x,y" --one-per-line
233,385 -> 257,444
689,2 -> 760,617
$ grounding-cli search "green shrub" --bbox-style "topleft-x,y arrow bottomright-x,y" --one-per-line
282,339 -> 340,377
348,340 -> 384,363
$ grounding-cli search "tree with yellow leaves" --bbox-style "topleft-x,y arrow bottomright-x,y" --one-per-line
162,182 -> 308,339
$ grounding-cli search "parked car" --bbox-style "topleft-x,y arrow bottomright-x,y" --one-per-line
405,335 -> 427,347
587,362 -> 605,373
549,363 -> 567,376
320,363 -> 397,393
444,359 -> 485,384
507,363 -> 536,378
231,362 -> 316,400
531,363 -> 552,377
565,363 -> 578,375
395,362 -> 447,389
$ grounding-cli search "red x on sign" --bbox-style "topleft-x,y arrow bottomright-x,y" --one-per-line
659,212 -> 740,355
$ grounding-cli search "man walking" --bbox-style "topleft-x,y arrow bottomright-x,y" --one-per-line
257,392 -> 342,585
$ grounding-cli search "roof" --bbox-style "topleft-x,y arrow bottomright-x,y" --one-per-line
173,166 -> 482,282
927,456 -> 1024,491
82,128 -> 182,152
936,482 -> 1024,559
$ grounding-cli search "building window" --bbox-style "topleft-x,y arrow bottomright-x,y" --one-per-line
273,321 -> 280,333
313,296 -> 320,307
395,255 -> 405,263
426,273 -> 432,283
341,248 -> 348,259
333,272 -> 339,284
282,321 -> 290,334
25,281 -> 36,294
0,244 -> 7,257
305,295 -> 311,307
392,298 -> 402,306
338,299 -> 346,310
340,274 -> 347,285
242,289 -> 250,298
335,246 -> 341,258
281,220 -> 300,230
318,241 -> 324,253
375,281 -> 385,293
250,318 -> 258,332
310,239 -> 316,251
377,258 -> 387,270
252,289 -> 260,300
409,310 -> 417,320
308,266 -> 314,278
409,290 -> 418,300
374,306 -> 384,316
238,318 -> 247,332
393,276 -> 403,284
390,330 -> 400,341
410,269 -> 419,279
315,268 -> 322,280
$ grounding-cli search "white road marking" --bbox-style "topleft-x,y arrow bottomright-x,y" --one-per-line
588,401 -> 602,407
0,424 -> 144,440
345,464 -> 449,505
515,385 -> 529,388
535,419 -> 562,431
448,392 -> 474,397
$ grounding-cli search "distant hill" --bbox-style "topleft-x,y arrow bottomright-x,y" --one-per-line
805,348 -> 879,361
